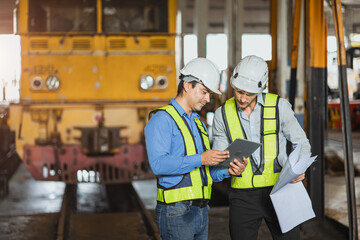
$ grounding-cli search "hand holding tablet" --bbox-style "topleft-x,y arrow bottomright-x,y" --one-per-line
217,138 -> 262,167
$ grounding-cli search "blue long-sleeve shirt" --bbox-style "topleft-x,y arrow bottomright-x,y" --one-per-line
144,98 -> 230,188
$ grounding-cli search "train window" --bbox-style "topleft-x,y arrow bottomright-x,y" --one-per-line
103,0 -> 168,33
28,0 -> 96,33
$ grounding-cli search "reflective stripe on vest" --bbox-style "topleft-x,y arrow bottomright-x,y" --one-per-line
154,105 -> 213,203
223,94 -> 280,189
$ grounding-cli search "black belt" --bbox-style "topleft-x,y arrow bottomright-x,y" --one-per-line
158,199 -> 209,208
230,186 -> 273,192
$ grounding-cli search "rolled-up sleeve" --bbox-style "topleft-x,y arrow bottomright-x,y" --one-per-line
279,99 -> 311,157
210,165 -> 231,182
212,107 -> 231,151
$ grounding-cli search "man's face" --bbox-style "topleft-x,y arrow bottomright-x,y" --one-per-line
186,82 -> 211,112
234,88 -> 257,109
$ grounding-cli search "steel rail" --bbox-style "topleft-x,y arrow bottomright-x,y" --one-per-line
129,184 -> 160,240
57,184 -> 77,240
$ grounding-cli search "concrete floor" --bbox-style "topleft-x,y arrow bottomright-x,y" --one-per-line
325,129 -> 360,172
0,164 -> 65,216
325,175 -> 360,231
325,129 -> 360,239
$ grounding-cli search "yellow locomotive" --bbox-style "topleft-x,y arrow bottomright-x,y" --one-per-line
10,0 -> 178,183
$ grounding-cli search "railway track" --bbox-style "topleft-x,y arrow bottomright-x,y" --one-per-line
56,183 -> 160,240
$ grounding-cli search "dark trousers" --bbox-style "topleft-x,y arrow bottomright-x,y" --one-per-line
229,187 -> 300,240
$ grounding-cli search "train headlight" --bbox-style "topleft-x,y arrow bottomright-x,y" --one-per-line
156,76 -> 168,89
31,76 -> 43,90
46,75 -> 60,90
139,75 -> 154,90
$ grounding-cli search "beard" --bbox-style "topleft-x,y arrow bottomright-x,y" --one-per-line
236,96 -> 257,110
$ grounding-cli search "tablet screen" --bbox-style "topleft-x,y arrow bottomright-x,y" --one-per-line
217,138 -> 262,167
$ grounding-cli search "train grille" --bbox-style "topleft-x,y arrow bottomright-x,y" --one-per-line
109,39 -> 126,49
150,39 -> 167,49
72,39 -> 91,50
30,39 -> 49,50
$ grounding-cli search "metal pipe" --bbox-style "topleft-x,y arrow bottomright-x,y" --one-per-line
289,0 -> 302,109
269,0 -> 278,93
331,0 -> 358,239
305,0 -> 326,219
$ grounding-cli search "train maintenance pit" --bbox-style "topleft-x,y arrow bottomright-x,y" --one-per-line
0,164 -> 158,240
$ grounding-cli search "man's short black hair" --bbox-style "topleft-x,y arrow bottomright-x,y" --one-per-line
177,75 -> 197,96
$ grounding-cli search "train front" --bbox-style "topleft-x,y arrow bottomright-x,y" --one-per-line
10,0 -> 177,183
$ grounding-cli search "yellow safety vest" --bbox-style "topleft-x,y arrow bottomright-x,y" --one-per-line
152,105 -> 213,203
222,93 -> 281,189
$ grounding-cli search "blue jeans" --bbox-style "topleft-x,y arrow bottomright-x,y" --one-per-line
155,202 -> 209,240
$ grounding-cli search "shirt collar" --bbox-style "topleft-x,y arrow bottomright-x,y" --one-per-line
170,98 -> 200,119
257,93 -> 265,106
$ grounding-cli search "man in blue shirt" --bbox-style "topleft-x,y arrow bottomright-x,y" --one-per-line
145,58 -> 246,240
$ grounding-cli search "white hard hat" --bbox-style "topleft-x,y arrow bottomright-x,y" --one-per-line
180,58 -> 221,95
230,55 -> 268,94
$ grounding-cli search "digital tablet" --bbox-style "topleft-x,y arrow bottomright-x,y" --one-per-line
217,138 -> 262,167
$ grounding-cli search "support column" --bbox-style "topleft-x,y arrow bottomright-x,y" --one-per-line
176,0 -> 186,70
194,0 -> 209,58
225,0 -> 244,67
305,0 -> 326,219
269,0 -> 278,93
331,0 -> 358,238
225,0 -> 235,68
289,0 -> 302,109
234,0 -> 243,65
225,0 -> 243,98
296,0 -> 306,119
277,0 -> 289,97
